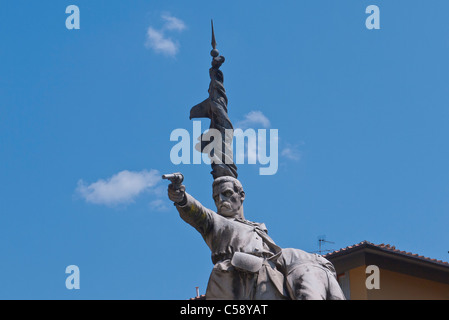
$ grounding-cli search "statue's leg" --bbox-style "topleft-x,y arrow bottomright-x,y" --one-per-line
326,269 -> 346,300
285,263 -> 346,300
286,263 -> 328,300
280,248 -> 346,300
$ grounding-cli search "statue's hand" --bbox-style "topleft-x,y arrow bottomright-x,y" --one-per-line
168,184 -> 186,205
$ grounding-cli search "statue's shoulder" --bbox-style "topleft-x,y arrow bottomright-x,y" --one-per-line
236,219 -> 269,233
282,248 -> 315,262
282,248 -> 332,265
281,248 -> 337,275
254,222 -> 268,233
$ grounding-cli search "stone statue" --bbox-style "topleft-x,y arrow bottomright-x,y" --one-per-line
164,22 -> 345,300
167,176 -> 344,300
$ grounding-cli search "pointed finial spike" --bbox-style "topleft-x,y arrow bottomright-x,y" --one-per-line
211,20 -> 216,49
210,20 -> 219,57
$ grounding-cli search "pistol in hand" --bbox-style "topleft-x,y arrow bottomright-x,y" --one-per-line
163,172 -> 186,204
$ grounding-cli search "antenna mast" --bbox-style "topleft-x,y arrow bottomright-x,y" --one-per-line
316,235 -> 335,255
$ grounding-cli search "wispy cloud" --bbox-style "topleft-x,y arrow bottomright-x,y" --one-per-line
146,27 -> 179,57
145,13 -> 186,57
76,169 -> 161,206
236,111 -> 271,129
234,111 -> 271,163
234,110 -> 302,164
161,13 -> 186,32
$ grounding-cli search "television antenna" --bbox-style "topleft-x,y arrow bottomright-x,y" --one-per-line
313,235 -> 335,255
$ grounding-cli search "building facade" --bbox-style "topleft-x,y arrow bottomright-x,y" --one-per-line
325,241 -> 449,300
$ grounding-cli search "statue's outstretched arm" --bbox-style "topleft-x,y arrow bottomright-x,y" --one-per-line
175,193 -> 214,237
165,173 -> 213,236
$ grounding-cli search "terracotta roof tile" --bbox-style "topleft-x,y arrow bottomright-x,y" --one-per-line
324,240 -> 449,267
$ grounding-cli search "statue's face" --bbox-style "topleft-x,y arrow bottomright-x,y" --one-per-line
213,181 -> 244,218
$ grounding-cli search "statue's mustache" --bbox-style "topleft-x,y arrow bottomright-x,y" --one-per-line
219,202 -> 231,209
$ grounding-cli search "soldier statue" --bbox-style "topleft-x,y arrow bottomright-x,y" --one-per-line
163,21 -> 345,300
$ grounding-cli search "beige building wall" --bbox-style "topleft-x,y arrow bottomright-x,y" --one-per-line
348,266 -> 367,300
348,265 -> 449,300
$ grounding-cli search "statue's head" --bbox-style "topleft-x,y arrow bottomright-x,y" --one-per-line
212,176 -> 245,219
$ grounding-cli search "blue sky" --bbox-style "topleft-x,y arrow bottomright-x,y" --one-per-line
1,0 -> 449,299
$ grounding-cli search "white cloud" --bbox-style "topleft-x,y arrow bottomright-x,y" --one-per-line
234,110 -> 302,165
161,14 -> 186,32
236,111 -> 271,129
76,169 -> 161,206
145,13 -> 186,57
145,27 -> 179,57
